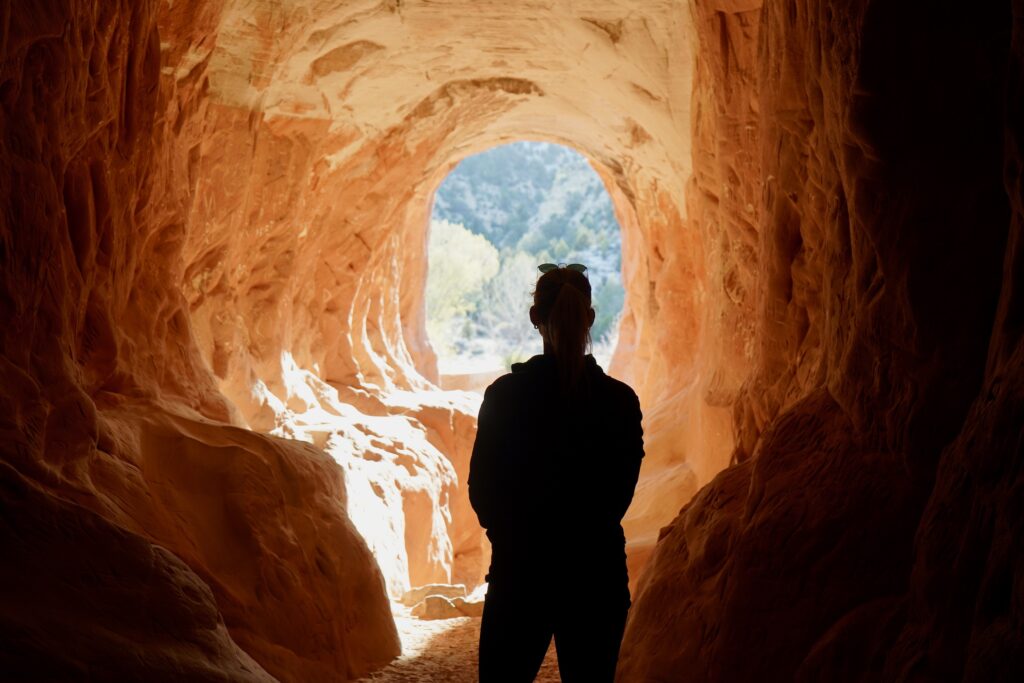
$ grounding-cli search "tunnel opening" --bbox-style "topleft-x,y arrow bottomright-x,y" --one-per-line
425,140 -> 626,393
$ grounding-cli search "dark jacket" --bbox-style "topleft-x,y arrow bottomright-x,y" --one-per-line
468,354 -> 644,586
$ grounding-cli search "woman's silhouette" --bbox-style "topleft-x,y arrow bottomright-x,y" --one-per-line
469,263 -> 645,682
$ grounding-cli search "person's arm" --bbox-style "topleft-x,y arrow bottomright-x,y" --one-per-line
614,389 -> 645,521
468,385 -> 503,531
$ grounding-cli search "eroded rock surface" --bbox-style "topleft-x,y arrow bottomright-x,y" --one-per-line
620,1 -> 1023,681
3,0 -> 709,678
163,0 -> 725,593
401,583 -> 468,607
1,2 -> 399,680
0,463 -> 274,682
410,595 -> 485,620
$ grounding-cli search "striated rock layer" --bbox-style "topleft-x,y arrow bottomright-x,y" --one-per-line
0,1 -> 399,680
159,0 -> 728,598
2,0 -> 720,679
620,1 -> 1023,681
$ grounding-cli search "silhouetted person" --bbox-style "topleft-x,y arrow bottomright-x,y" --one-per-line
469,263 -> 644,682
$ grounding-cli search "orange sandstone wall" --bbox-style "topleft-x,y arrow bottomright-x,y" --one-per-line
159,0 -> 734,596
0,1 -> 397,681
620,1 -> 1021,680
2,1 -> 733,678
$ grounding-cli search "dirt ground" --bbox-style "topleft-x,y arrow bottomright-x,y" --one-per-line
355,605 -> 561,682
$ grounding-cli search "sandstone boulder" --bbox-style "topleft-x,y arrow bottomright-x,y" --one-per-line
0,463 -> 273,681
411,595 -> 486,620
402,583 -> 468,607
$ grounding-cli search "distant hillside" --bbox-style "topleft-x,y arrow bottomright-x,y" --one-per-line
434,142 -> 619,256
429,141 -> 624,370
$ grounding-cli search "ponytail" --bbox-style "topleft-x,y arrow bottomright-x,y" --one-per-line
533,267 -> 593,397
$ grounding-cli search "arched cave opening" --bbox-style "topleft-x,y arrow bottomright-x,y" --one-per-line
425,140 -> 626,390
2,1 -> 1022,682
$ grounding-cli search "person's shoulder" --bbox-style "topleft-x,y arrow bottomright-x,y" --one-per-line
484,372 -> 516,393
482,369 -> 528,400
483,355 -> 549,395
595,373 -> 640,409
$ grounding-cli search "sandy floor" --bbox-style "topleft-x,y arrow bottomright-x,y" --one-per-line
356,605 -> 561,682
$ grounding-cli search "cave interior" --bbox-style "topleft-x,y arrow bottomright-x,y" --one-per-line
1,0 -> 1022,681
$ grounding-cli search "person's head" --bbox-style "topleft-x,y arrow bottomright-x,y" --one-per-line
529,264 -> 595,395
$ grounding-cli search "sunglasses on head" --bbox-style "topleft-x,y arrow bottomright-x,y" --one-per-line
538,263 -> 588,274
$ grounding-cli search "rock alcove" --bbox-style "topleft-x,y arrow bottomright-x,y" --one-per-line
1,1 -> 1021,682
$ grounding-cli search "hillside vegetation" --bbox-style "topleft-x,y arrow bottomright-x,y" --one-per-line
428,142 -> 624,372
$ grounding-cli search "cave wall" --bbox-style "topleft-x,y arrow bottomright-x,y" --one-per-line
159,0 -> 743,596
619,0 -> 1023,680
2,0 -> 744,679
0,1 -> 398,680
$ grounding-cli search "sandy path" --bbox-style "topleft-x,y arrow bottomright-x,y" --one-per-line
356,605 -> 561,682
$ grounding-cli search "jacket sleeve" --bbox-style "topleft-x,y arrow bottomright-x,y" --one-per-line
468,385 -> 502,531
614,389 -> 645,521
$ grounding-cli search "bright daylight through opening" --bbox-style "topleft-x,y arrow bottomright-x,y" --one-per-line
426,141 -> 624,393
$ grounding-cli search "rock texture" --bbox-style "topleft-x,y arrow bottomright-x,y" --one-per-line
401,583 -> 468,607
0,1 -> 398,680
0,462 -> 274,682
3,0 -> 710,678
620,1 -> 1023,681
410,594 -> 484,620
161,0 -> 721,596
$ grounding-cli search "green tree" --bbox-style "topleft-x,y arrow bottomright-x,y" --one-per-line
426,220 -> 499,354
428,141 -> 627,367
592,278 -> 625,341
476,250 -> 539,359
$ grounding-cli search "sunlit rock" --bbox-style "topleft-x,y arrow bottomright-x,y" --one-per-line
411,595 -> 485,620
163,0 -> 715,598
401,583 -> 468,607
